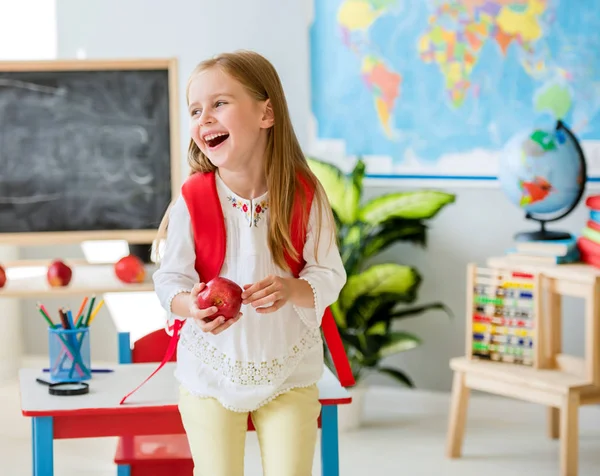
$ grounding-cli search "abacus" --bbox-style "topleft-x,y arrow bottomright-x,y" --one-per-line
465,264 -> 543,369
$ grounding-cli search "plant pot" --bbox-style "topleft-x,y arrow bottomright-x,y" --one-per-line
337,384 -> 367,432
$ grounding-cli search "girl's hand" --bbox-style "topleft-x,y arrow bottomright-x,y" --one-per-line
242,275 -> 291,314
189,283 -> 242,334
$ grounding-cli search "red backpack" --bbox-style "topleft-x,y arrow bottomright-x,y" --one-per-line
121,171 -> 354,404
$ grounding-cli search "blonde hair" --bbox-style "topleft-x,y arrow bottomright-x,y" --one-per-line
157,50 -> 334,271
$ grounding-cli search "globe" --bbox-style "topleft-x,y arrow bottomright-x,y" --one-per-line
498,120 -> 587,242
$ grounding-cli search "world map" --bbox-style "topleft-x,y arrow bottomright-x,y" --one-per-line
309,0 -> 600,179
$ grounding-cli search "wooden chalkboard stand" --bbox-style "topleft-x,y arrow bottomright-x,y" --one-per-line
0,59 -> 181,382
446,259 -> 600,476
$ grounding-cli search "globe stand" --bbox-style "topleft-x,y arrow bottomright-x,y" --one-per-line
514,220 -> 573,242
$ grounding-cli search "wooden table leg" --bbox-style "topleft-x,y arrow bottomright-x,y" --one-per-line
446,371 -> 470,458
559,391 -> 579,476
547,407 -> 560,439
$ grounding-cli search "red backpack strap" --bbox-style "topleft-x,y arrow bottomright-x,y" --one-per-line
183,171 -> 226,282
321,307 -> 355,387
290,173 -> 355,388
121,172 -> 224,404
120,319 -> 183,404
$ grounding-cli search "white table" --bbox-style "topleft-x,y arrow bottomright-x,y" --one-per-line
19,362 -> 351,476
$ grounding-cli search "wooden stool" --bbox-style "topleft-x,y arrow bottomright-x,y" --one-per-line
446,261 -> 600,476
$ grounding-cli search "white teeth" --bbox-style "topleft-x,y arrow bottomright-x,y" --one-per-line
204,132 -> 228,141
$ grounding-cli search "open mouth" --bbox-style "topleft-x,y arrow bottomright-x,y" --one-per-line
204,132 -> 230,149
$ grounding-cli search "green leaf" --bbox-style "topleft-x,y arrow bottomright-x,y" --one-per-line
388,302 -> 453,321
366,321 -> 386,335
363,219 -> 427,259
340,263 -> 421,311
307,156 -> 360,224
358,190 -> 455,224
378,367 -> 415,387
350,298 -> 451,332
339,224 -> 364,275
378,331 -> 421,358
350,159 -> 366,206
346,293 -> 406,329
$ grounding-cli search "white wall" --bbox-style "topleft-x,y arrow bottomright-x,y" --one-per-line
56,0 -> 312,181
19,0 -> 591,392
0,1 -> 57,381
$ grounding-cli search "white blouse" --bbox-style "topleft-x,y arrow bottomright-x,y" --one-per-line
153,173 -> 347,412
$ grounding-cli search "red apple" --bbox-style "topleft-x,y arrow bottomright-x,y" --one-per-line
0,264 -> 6,288
47,260 -> 72,287
114,255 -> 146,283
196,277 -> 243,320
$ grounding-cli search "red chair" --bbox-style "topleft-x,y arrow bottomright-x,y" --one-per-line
114,329 -> 193,476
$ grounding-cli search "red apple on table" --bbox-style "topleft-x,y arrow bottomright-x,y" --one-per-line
114,255 -> 146,283
47,260 -> 72,287
0,264 -> 6,288
196,277 -> 243,320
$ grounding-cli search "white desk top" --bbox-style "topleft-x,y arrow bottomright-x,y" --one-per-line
19,362 -> 351,416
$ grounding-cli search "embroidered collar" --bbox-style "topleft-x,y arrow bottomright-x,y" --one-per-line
216,173 -> 269,227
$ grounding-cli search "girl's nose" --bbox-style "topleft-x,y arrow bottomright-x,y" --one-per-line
199,113 -> 215,126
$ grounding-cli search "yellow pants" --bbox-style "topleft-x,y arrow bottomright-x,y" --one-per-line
178,384 -> 321,476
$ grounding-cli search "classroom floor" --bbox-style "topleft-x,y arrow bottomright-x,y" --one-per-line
3,358 -> 600,475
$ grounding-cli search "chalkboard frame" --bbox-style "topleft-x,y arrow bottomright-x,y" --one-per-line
0,58 -> 181,245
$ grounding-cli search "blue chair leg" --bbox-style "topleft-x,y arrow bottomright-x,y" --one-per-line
118,332 -> 132,364
32,416 -> 54,476
116,333 -> 132,476
320,405 -> 339,476
117,465 -> 131,476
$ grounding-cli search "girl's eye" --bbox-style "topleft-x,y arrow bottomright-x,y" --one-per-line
215,101 -> 226,107
191,109 -> 201,116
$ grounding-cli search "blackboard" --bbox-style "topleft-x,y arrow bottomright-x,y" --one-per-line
0,60 -> 178,242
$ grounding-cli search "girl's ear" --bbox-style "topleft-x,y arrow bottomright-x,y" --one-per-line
260,99 -> 275,129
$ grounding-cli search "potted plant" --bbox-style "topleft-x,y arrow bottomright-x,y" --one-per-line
307,156 -> 455,430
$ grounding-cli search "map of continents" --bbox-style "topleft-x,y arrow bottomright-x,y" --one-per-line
310,1 -> 600,178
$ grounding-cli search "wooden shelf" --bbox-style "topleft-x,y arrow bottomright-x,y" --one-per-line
450,357 -> 591,395
0,263 -> 157,298
487,256 -> 600,284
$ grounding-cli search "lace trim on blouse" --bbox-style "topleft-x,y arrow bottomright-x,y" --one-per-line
179,323 -> 322,387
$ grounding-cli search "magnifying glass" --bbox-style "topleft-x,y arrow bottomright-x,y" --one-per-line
36,377 -> 89,396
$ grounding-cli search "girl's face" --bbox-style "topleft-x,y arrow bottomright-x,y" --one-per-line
187,67 -> 273,172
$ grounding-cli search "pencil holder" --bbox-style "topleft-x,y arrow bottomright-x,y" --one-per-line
48,326 -> 92,382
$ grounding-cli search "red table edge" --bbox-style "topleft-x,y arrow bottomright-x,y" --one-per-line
21,396 -> 352,417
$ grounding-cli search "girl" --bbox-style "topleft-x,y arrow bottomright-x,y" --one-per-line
152,50 -> 347,476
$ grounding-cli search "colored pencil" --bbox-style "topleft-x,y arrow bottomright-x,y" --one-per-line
39,303 -> 53,323
87,299 -> 105,326
36,302 -> 55,328
84,295 -> 96,327
66,308 -> 75,329
74,297 -> 88,327
43,367 -> 113,373
58,308 -> 70,329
